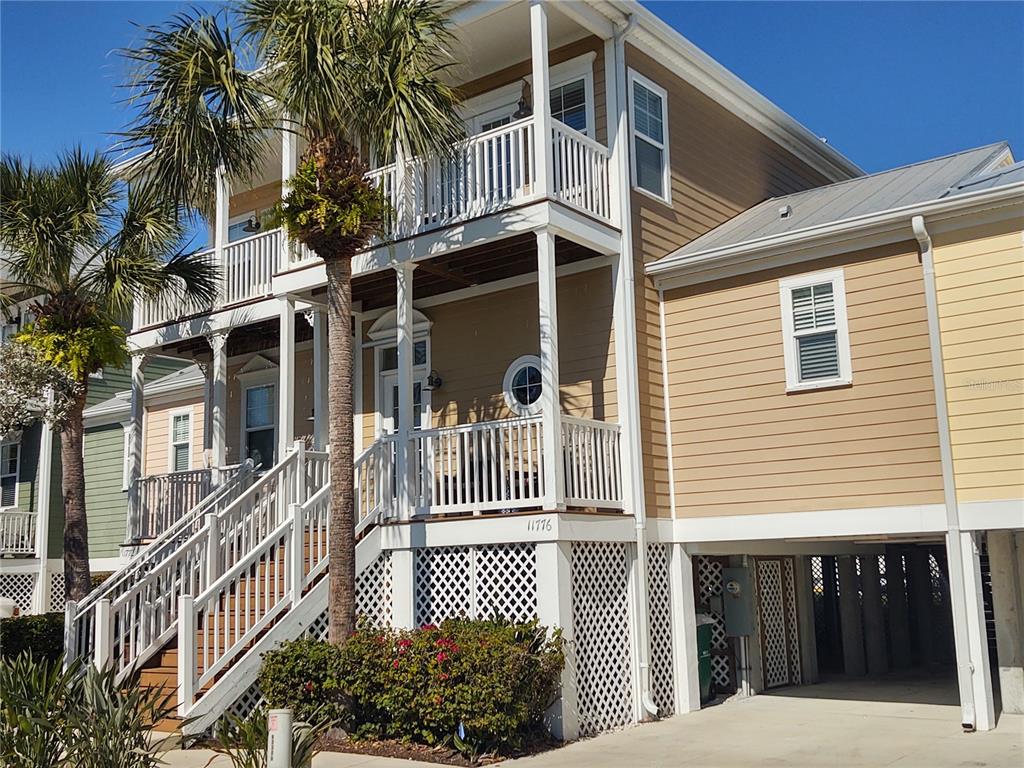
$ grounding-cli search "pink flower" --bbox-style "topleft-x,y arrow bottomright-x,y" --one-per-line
398,638 -> 413,648
421,624 -> 437,632
392,659 -> 400,669
436,651 -> 448,663
304,681 -> 315,693
438,672 -> 449,681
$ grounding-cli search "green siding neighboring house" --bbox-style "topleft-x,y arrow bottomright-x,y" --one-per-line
83,424 -> 127,559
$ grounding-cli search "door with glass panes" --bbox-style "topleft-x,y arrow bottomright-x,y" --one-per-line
378,339 -> 429,435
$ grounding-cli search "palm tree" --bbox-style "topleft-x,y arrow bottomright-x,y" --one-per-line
121,0 -> 462,642
0,149 -> 218,600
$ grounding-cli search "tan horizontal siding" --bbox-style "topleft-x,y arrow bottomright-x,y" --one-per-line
143,397 -> 205,475
663,242 -> 945,518
934,219 -> 1024,503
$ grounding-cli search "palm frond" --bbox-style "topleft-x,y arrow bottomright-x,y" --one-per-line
118,8 -> 275,213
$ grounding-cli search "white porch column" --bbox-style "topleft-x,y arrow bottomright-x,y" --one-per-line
31,415 -> 54,614
390,548 -> 415,629
310,309 -> 329,451
530,0 -> 552,196
536,541 -> 578,740
536,230 -> 564,510
988,530 -> 1024,715
214,166 -> 230,306
126,353 -> 147,541
949,531 -> 995,731
669,543 -> 700,714
395,263 -> 416,519
280,114 -> 298,268
208,332 -> 230,468
278,297 -> 296,460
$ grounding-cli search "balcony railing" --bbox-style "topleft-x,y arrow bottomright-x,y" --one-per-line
128,464 -> 249,543
0,509 -> 35,555
136,116 -> 612,331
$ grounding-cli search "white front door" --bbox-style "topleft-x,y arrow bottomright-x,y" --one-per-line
381,374 -> 425,435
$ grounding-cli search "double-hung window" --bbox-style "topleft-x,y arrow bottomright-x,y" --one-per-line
169,411 -> 192,472
779,269 -> 852,391
1,440 -> 19,508
550,78 -> 588,134
245,384 -> 276,469
629,70 -> 670,203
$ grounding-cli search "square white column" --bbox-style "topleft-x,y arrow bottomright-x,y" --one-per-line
395,263 -> 416,519
536,230 -> 564,510
669,543 -> 700,713
280,114 -> 298,268
949,531 -> 996,731
536,541 -> 578,740
310,309 -> 329,451
207,332 -> 229,468
126,353 -> 147,541
214,166 -> 230,306
530,0 -> 552,196
278,296 -> 296,460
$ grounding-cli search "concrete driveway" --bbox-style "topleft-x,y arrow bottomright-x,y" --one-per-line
164,677 -> 1022,768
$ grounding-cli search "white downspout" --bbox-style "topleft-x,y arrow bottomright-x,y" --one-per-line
913,215 -> 988,731
612,14 -> 657,719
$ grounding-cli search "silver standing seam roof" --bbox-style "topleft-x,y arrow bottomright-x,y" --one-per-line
656,142 -> 1012,262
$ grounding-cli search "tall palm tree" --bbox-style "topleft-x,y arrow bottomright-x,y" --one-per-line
121,0 -> 462,642
0,149 -> 218,600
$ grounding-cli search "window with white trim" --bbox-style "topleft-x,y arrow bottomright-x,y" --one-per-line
550,78 -> 588,134
169,411 -> 192,472
779,269 -> 852,391
629,70 -> 670,203
1,440 -> 19,508
503,355 -> 543,417
245,384 -> 276,469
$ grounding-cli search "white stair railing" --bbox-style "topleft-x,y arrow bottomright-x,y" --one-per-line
354,435 -> 395,533
412,416 -> 546,516
561,416 -> 623,509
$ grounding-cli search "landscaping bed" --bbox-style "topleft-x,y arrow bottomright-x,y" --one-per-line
318,732 -> 561,766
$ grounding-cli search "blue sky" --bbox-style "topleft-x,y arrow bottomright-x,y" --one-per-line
2,1 -> 1022,175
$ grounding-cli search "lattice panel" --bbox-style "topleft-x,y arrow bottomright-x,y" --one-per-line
646,543 -> 675,716
0,572 -> 36,613
928,553 -> 944,607
305,610 -> 329,641
783,559 -> 801,686
227,681 -> 266,721
571,541 -> 634,736
757,559 -> 789,689
356,551 -> 393,626
474,544 -> 537,623
415,547 -> 472,626
696,556 -> 730,689
48,572 -> 65,613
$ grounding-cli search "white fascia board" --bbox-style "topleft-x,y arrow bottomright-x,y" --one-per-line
128,296 -> 282,351
649,182 -> 1024,288
957,499 -> 1024,532
609,0 -> 863,181
671,504 -> 949,543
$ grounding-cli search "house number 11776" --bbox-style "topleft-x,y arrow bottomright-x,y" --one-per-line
526,518 -> 552,533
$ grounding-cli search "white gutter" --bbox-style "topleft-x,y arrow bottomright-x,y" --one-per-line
647,181 -> 1024,281
610,13 -> 658,721
913,215 -> 990,732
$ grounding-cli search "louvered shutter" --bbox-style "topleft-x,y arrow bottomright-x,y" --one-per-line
790,283 -> 840,382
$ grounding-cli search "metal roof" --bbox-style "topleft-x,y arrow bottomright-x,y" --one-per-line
657,143 -> 1010,262
948,159 -> 1024,195
84,364 -> 204,421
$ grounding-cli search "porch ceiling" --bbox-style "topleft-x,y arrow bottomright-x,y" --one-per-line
339,232 -> 600,311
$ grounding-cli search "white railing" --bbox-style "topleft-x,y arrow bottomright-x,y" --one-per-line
561,416 -> 623,509
221,229 -> 279,305
412,416 -> 546,516
131,465 -> 247,542
552,120 -> 612,222
355,436 -> 395,533
0,509 -> 35,555
66,443 -> 319,680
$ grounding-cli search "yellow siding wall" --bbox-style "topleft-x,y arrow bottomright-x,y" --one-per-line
934,218 -> 1024,503
662,243 -> 946,517
143,397 -> 205,474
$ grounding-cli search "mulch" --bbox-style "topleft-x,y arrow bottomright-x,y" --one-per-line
318,732 -> 562,766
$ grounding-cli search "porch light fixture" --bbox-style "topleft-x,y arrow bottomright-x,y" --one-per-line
513,80 -> 533,120
242,216 -> 261,233
423,370 -> 443,391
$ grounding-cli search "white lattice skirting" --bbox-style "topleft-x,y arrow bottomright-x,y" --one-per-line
0,572 -> 37,613
647,543 -> 675,716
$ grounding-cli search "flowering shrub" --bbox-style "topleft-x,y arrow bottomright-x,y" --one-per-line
258,619 -> 564,758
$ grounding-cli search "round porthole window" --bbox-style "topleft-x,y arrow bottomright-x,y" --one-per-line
503,355 -> 542,416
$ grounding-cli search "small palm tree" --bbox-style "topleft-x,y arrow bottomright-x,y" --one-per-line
121,0 -> 462,641
0,149 -> 218,600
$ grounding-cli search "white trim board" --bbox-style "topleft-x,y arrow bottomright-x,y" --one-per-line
958,499 -> 1024,532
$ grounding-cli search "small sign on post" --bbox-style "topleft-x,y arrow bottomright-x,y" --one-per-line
267,708 -> 293,768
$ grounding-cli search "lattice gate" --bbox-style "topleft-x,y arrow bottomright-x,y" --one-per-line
571,541 -> 634,736
754,557 -> 801,689
695,555 -> 732,691
647,543 -> 674,716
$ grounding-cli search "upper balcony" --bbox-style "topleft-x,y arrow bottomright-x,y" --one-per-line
135,113 -> 614,331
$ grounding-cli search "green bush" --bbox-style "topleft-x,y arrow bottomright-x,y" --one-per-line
0,612 -> 64,662
259,619 -> 564,758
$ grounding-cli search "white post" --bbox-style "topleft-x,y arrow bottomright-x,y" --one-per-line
93,598 -> 111,670
289,503 -> 304,604
952,531 -> 995,731
267,709 -> 293,768
535,542 -> 578,740
127,353 -> 147,541
280,114 -> 298,269
311,309 -> 329,451
278,297 -> 296,462
530,0 -> 552,197
177,595 -> 195,717
536,230 -> 564,510
32,409 -> 54,614
208,332 -> 229,469
63,599 -> 77,668
390,549 -> 415,629
214,165 -> 230,306
205,512 -> 221,585
395,263 -> 416,519
669,543 -> 700,713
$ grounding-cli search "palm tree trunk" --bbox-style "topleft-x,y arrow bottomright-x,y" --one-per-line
61,389 -> 91,601
325,254 -> 356,644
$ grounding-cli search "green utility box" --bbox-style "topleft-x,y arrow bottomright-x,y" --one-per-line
696,614 -> 715,705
